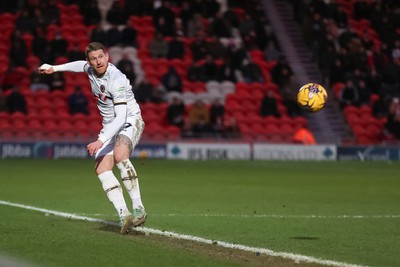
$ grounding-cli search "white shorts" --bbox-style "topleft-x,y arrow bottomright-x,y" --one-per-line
95,116 -> 145,159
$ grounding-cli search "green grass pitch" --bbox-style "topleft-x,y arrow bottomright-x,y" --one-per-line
0,159 -> 399,267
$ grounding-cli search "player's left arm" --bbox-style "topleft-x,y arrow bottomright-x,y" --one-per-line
87,103 -> 127,156
98,83 -> 129,143
98,103 -> 128,143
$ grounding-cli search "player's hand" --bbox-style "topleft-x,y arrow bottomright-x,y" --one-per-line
38,64 -> 54,74
87,140 -> 104,157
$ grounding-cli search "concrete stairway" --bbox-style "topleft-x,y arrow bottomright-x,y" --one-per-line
261,0 -> 351,144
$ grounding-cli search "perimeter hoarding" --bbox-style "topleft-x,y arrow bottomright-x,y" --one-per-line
337,146 -> 400,161
0,142 -> 167,159
253,144 -> 337,160
167,142 -> 251,160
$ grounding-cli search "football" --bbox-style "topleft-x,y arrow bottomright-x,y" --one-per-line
297,83 -> 327,113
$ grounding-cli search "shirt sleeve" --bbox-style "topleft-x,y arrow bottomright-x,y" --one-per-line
97,104 -> 127,143
53,61 -> 88,72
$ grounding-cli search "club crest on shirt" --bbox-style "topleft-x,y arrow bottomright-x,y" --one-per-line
100,85 -> 105,92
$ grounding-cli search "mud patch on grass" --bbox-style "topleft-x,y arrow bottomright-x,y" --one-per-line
126,229 -> 326,267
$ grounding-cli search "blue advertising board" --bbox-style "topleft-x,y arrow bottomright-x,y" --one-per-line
0,142 -> 167,159
337,146 -> 400,161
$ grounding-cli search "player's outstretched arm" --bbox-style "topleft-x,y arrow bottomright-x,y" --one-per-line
39,61 -> 87,74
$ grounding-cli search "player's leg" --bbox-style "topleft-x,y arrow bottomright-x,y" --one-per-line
114,118 -> 146,226
95,142 -> 132,234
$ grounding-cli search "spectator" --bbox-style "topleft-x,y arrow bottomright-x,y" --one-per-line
179,1 -> 194,34
161,66 -> 182,93
155,16 -> 175,37
32,7 -> 46,30
41,0 -> 60,26
239,14 -> 256,40
256,19 -> 279,51
203,55 -> 218,81
190,33 -> 209,61
187,60 -> 205,82
9,30 -> 27,67
39,43 -> 56,65
106,24 -> 122,47
241,58 -> 264,83
367,69 -> 383,95
294,126 -> 316,145
167,34 -> 185,59
339,80 -> 359,109
329,58 -> 346,85
187,14 -> 205,38
6,85 -> 27,114
15,9 -> 36,34
384,97 -> 400,139
217,57 -> 237,82
174,17 -> 185,37
149,32 -> 169,58
90,23 -> 108,44
203,0 -> 220,18
49,72 -> 65,91
51,31 -> 68,58
226,43 -> 247,71
0,88 -> 7,112
281,75 -> 303,117
207,36 -> 227,59
356,80 -> 371,107
30,67 -> 51,91
224,6 -> 240,29
134,77 -> 154,104
391,40 -> 400,61
187,99 -> 210,136
224,116 -> 241,138
68,86 -> 89,115
209,98 -> 225,135
153,1 -> 175,36
347,68 -> 367,86
81,0 -> 101,26
116,53 -> 136,86
32,27 -> 49,59
260,90 -> 280,118
67,43 -> 86,62
372,45 -> 389,74
209,12 -> 232,38
271,57 -> 293,87
124,0 -> 153,16
134,77 -> 165,104
106,1 -> 127,25
121,20 -> 138,48
349,43 -> 369,72
264,42 -> 282,61
372,95 -> 387,119
167,96 -> 185,129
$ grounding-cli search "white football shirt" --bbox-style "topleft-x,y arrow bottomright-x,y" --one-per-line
59,60 -> 142,142
83,62 -> 141,125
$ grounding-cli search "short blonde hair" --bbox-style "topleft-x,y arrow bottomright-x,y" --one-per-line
85,42 -> 107,58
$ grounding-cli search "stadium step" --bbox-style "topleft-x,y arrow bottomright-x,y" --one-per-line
261,0 -> 352,144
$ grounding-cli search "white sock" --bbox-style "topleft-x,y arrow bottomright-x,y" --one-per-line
98,171 -> 130,218
116,159 -> 144,210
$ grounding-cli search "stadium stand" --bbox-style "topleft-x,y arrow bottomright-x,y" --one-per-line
288,0 -> 400,144
2,0 -> 397,145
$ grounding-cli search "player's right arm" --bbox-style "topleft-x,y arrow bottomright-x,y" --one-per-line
38,61 -> 88,74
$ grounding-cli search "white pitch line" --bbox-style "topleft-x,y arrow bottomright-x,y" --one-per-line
0,200 -> 370,267
146,214 -> 400,219
76,213 -> 400,219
